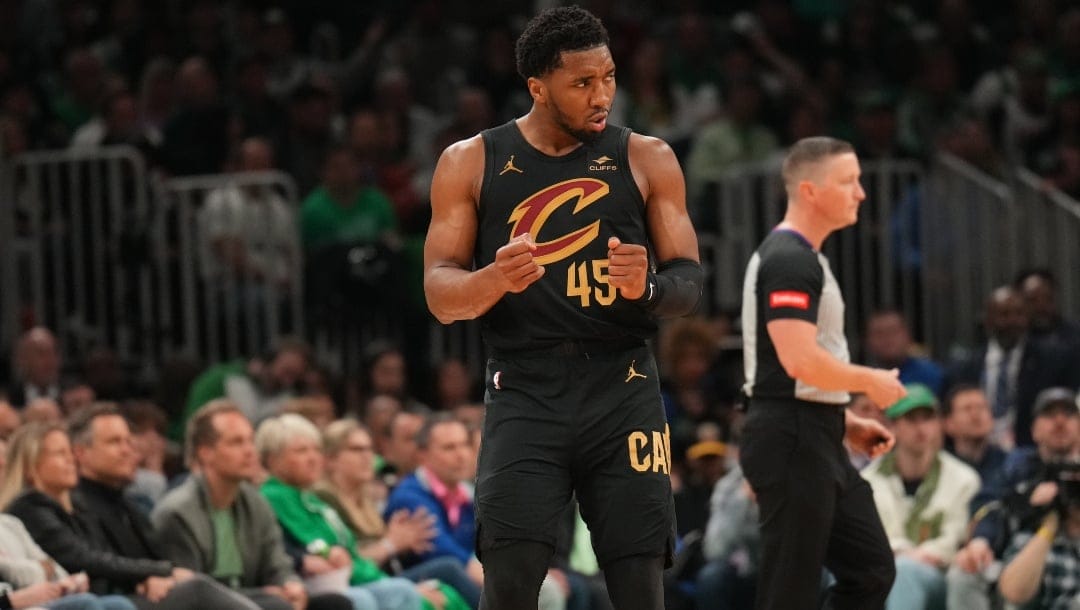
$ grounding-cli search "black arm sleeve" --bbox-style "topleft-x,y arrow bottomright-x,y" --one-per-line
634,258 -> 704,318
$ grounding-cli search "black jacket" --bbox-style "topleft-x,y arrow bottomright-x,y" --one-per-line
6,486 -> 173,595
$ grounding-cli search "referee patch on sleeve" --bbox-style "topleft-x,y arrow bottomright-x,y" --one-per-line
769,290 -> 810,310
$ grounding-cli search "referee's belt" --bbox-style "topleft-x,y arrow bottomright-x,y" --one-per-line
491,337 -> 645,359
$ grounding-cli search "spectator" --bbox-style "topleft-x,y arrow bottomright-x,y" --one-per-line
176,338 -> 310,439
864,309 -> 944,396
254,414 -> 467,610
0,426 -> 136,610
160,56 -> 230,176
277,83 -> 335,196
942,385 -> 1009,514
997,475 -> 1080,606
199,137 -> 298,290
684,76 -> 779,224
135,58 -> 176,148
151,401 -> 352,610
432,359 -> 476,412
317,419 -> 481,608
658,318 -> 725,458
382,414 -> 570,610
862,384 -> 981,610
0,399 -> 19,439
947,387 -> 1080,610
49,49 -> 107,137
9,327 -> 62,409
946,285 -> 1079,448
121,402 -> 171,511
280,395 -> 337,430
300,145 -> 397,253
380,410 -> 426,483
674,440 -> 727,538
4,413 -> 253,608
696,464 -> 759,610
1014,269 -> 1080,354
357,345 -> 427,414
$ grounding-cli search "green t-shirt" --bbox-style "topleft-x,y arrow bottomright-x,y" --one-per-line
300,186 -> 397,251
210,508 -> 243,588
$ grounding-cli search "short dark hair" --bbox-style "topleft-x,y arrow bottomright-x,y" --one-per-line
416,413 -> 466,450
941,384 -> 984,417
68,402 -> 124,447
781,136 -> 855,191
515,6 -> 609,80
185,399 -> 245,467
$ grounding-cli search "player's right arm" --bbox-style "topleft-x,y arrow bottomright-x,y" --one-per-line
424,136 -> 545,325
767,319 -> 905,408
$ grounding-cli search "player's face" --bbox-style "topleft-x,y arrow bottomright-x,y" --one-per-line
814,153 -> 865,228
542,45 -> 615,144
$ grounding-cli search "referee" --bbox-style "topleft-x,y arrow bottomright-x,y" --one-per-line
739,137 -> 907,609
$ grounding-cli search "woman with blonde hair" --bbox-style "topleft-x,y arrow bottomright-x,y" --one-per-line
317,419 -> 481,609
0,422 -> 136,610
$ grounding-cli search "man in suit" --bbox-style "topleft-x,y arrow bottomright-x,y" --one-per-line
946,285 -> 1079,448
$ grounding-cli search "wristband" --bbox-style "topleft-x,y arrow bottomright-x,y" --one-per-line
1037,525 -> 1057,543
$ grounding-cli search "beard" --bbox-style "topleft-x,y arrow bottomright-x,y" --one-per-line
549,97 -> 604,146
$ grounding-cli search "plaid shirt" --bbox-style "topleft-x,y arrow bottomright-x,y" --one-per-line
1005,532 -> 1080,609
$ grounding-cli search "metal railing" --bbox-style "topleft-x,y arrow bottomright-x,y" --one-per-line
153,170 -> 304,364
0,146 -> 153,367
697,157 -> 927,345
4,145 -> 1078,380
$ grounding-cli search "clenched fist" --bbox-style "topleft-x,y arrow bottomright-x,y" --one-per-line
494,233 -> 546,293
607,237 -> 649,300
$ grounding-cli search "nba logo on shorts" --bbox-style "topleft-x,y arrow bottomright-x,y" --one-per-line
493,371 -> 502,390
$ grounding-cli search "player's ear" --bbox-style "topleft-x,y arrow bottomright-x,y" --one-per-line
797,179 -> 816,203
527,77 -> 545,104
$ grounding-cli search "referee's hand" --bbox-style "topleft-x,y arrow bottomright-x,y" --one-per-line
865,368 -> 906,409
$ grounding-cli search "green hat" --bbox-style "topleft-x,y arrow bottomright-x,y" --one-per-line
885,383 -> 938,419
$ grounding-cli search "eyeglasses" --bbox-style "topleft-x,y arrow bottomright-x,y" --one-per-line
343,444 -> 374,454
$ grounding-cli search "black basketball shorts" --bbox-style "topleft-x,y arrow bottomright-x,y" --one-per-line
474,340 -> 675,568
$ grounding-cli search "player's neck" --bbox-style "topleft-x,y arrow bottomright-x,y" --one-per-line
516,113 -> 585,157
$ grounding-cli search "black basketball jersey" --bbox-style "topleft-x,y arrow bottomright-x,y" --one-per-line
475,120 -> 657,351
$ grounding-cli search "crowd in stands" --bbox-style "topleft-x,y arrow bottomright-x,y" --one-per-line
1,272 -> 1079,609
3,1 -> 1080,609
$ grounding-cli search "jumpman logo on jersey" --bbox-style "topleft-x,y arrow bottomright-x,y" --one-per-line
500,154 -> 524,175
625,360 -> 647,383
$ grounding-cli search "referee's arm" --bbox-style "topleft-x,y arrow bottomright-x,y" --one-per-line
767,319 -> 905,408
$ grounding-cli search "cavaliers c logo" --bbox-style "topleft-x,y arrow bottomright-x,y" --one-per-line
507,178 -> 609,265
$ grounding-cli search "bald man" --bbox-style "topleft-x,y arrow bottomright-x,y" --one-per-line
9,327 -> 62,408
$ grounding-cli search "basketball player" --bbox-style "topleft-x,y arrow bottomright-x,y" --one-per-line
424,6 -> 701,609
739,136 -> 907,609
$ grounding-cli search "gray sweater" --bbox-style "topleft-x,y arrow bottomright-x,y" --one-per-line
150,475 -> 298,588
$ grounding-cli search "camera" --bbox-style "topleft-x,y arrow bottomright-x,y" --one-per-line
1044,460 -> 1080,511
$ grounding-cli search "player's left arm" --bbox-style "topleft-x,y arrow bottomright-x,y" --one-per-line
609,133 -> 702,317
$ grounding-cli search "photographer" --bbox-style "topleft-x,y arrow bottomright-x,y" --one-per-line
948,387 -> 1080,609
998,465 -> 1080,605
